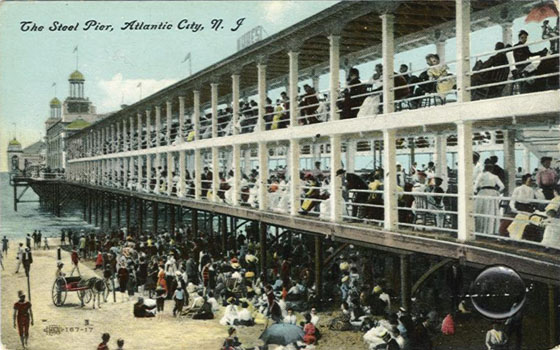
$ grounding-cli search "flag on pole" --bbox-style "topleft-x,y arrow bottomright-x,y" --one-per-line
182,52 -> 191,63
73,45 -> 78,53
136,82 -> 142,88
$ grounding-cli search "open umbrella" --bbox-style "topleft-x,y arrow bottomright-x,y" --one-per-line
259,323 -> 304,346
525,1 -> 559,23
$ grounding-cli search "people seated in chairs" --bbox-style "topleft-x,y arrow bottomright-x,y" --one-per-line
472,42 -> 511,100
133,297 -> 156,318
513,30 -> 548,74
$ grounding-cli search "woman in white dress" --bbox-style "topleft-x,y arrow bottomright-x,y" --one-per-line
474,163 -> 505,235
542,185 -> 560,249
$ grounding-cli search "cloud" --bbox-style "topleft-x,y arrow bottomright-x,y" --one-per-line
260,1 -> 300,24
96,73 -> 177,112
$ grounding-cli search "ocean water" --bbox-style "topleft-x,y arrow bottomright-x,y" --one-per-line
0,172 -> 95,240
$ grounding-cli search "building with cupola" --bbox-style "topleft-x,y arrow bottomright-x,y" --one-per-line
45,69 -> 107,170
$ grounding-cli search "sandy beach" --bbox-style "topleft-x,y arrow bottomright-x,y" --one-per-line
0,242 -> 365,350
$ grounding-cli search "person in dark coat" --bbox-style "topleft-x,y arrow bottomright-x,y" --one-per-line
411,317 -> 433,350
337,169 -> 369,219
513,30 -> 548,73
192,296 -> 214,319
489,156 -> 506,184
299,84 -> 320,124
338,68 -> 368,119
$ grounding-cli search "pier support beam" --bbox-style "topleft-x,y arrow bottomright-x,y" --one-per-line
549,284 -> 558,347
126,197 -> 131,234
169,205 -> 176,234
221,215 -> 227,252
94,192 -> 99,227
116,196 -> 121,228
100,193 -> 105,227
138,199 -> 144,234
107,195 -> 112,228
315,235 -> 323,303
259,222 -> 267,283
153,201 -> 159,234
400,255 -> 411,311
192,209 -> 198,236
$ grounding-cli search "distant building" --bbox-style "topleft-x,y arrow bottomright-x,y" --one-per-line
6,138 -> 46,174
45,70 -> 106,169
7,138 -> 23,173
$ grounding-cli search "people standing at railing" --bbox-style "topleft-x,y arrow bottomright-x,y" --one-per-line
513,30 -> 549,74
425,177 -> 446,228
536,156 -> 558,200
336,168 -> 369,220
473,152 -> 483,186
299,173 -> 321,215
474,163 -> 505,235
509,174 -> 545,214
365,172 -> 384,222
299,85 -> 320,125
263,98 -> 275,130
338,68 -> 368,119
541,185 -> 560,249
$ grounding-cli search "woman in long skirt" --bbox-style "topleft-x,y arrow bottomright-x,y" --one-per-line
474,163 -> 505,235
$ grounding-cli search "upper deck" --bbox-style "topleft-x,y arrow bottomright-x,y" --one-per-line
62,0 -> 560,282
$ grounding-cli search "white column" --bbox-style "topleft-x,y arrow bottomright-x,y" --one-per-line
211,83 -> 219,138
116,122 -> 121,153
383,129 -> 398,230
129,116 -> 135,150
346,140 -> 356,173
257,63 -> 267,132
178,96 -> 185,143
179,150 -> 186,197
193,90 -> 200,140
434,134 -> 448,179
194,149 -> 202,200
232,74 -> 240,135
146,155 -> 152,192
167,152 -> 173,195
137,112 -> 143,150
122,121 -> 127,152
456,0 -> 471,103
381,13 -> 395,114
166,100 -> 172,146
145,109 -> 152,148
110,124 -> 115,153
503,129 -> 516,195
456,121 -> 475,241
258,142 -> 268,210
232,144 -> 241,206
329,35 -> 340,121
501,21 -> 513,46
330,135 -> 342,222
289,139 -> 301,215
436,40 -> 446,64
524,146 -> 531,173
155,106 -> 161,147
288,51 -> 299,127
123,157 -> 129,188
138,156 -> 143,190
312,75 -> 320,93
211,147 -> 219,202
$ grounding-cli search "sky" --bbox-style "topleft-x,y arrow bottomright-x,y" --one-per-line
0,1 -> 550,172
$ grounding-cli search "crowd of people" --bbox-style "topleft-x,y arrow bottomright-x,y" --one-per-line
52,216 -> 536,350
66,23 -> 559,166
